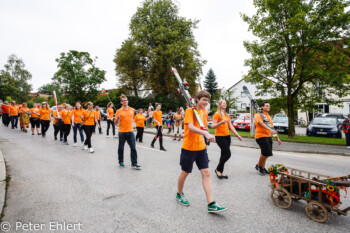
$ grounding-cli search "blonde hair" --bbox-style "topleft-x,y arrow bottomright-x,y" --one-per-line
41,102 -> 50,110
217,99 -> 228,120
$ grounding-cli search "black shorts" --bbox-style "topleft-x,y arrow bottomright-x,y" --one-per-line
30,118 -> 40,128
180,148 -> 209,173
256,137 -> 273,157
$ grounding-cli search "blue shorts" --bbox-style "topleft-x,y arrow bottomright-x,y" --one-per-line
180,148 -> 209,173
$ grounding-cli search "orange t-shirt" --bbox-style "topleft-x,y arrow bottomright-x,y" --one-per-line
72,109 -> 84,123
134,114 -> 146,128
53,110 -> 62,124
82,110 -> 96,126
20,107 -> 30,114
106,108 -> 114,119
152,110 -> 162,126
9,105 -> 19,116
30,108 -> 40,118
115,107 -> 135,133
213,112 -> 230,136
39,108 -> 51,121
254,112 -> 273,139
95,110 -> 101,120
61,110 -> 73,124
182,108 -> 208,151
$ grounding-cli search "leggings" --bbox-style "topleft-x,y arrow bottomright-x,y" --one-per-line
63,124 -> 71,142
107,119 -> 115,136
54,123 -> 63,140
83,125 -> 94,148
40,120 -> 50,136
135,127 -> 144,142
215,135 -> 232,173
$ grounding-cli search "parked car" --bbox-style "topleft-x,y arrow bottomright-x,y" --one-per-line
316,113 -> 347,124
100,109 -> 107,121
208,121 -> 212,129
273,114 -> 288,134
232,113 -> 251,130
162,113 -> 168,125
306,117 -> 342,138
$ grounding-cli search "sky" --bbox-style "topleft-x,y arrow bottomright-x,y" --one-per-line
0,0 -> 257,92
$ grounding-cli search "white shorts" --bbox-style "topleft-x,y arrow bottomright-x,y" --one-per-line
174,125 -> 182,135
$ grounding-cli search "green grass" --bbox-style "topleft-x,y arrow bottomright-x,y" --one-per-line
208,129 -> 346,146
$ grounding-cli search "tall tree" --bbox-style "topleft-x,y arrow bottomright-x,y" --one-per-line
53,50 -> 106,103
242,0 -> 350,137
115,0 -> 205,97
204,68 -> 219,97
0,54 -> 32,102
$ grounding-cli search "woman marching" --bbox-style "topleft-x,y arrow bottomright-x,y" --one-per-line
106,102 -> 116,138
39,102 -> 51,138
61,104 -> 73,145
53,105 -> 64,141
19,103 -> 30,133
82,102 -> 100,153
71,102 -> 85,147
94,106 -> 103,134
134,108 -> 146,143
211,99 -> 242,179
30,103 -> 41,135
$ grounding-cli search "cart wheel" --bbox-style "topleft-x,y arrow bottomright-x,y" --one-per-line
305,201 -> 328,223
271,187 -> 292,209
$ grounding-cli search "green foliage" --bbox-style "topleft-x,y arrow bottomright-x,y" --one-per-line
0,54 -> 32,102
115,0 -> 205,97
219,89 -> 239,112
241,0 -> 350,137
53,50 -> 106,104
37,82 -> 62,96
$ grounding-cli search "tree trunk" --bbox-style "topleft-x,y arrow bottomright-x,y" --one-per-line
287,85 -> 295,138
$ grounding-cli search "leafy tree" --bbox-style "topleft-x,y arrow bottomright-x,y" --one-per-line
115,0 -> 205,97
242,0 -> 350,137
0,54 -> 32,102
53,50 -> 106,103
37,82 -> 61,95
219,89 -> 239,112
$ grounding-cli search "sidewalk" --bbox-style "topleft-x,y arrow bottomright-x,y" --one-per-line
143,127 -> 350,156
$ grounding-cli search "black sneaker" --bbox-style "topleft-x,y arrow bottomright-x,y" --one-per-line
255,165 -> 264,175
160,147 -> 167,151
262,168 -> 270,175
150,143 -> 154,148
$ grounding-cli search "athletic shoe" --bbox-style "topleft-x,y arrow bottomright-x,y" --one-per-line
255,165 -> 264,175
73,143 -> 77,147
160,147 -> 167,151
89,148 -> 94,153
82,145 -> 88,150
208,201 -> 228,213
119,162 -> 125,167
150,143 -> 155,148
131,164 -> 141,170
176,193 -> 190,206
262,168 -> 270,175
38,133 -> 42,135
63,142 -> 69,145
106,135 -> 110,138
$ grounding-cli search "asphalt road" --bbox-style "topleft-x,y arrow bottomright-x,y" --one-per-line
0,122 -> 349,233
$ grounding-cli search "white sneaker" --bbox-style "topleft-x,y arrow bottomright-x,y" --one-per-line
73,143 -> 77,147
347,146 -> 350,149
82,145 -> 88,150
89,148 -> 94,153
106,135 -> 110,138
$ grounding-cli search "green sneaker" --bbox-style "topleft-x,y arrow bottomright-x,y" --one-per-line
208,201 -> 227,213
119,162 -> 124,167
176,193 -> 190,206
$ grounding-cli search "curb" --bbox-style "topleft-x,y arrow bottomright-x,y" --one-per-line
142,129 -> 350,157
0,149 -> 6,218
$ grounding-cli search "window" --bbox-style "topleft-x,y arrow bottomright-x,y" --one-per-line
241,92 -> 246,97
241,103 -> 247,109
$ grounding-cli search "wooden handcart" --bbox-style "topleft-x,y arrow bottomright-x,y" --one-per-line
269,165 -> 350,223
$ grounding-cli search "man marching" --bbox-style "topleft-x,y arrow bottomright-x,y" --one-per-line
254,102 -> 282,175
176,90 -> 227,213
150,103 -> 166,151
115,94 -> 141,169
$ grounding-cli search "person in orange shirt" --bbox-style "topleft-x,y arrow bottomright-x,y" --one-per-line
39,102 -> 51,138
176,90 -> 227,213
254,102 -> 282,175
211,100 -> 242,179
134,108 -> 147,143
93,106 -> 103,134
9,101 -> 19,129
61,104 -> 73,145
71,102 -> 85,146
150,103 -> 166,151
173,108 -> 184,141
53,105 -> 64,140
115,94 -> 140,169
82,102 -> 100,153
19,103 -> 30,133
30,103 -> 41,135
1,101 -> 10,127
106,102 -> 116,138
